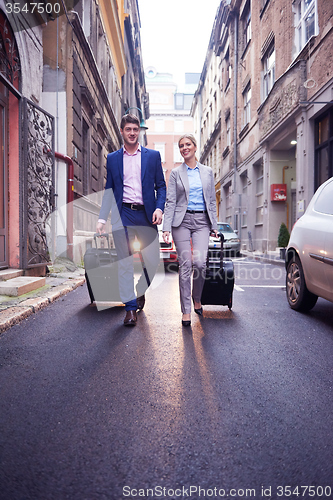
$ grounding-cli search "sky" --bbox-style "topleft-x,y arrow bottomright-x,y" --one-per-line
138,0 -> 220,90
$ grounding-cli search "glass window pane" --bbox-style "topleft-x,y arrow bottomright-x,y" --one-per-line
305,7 -> 315,41
314,180 -> 333,215
318,115 -> 329,145
317,146 -> 329,186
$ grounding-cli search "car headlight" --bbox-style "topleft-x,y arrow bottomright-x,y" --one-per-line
228,238 -> 240,243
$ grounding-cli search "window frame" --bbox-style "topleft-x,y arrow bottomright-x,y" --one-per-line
294,0 -> 318,54
262,43 -> 275,100
243,1 -> 251,50
243,83 -> 251,127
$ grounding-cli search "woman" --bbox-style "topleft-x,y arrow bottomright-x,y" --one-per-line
162,134 -> 218,326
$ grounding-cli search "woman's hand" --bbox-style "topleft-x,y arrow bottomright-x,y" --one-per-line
163,231 -> 170,244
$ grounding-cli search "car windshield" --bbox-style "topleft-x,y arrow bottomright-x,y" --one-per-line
217,223 -> 234,233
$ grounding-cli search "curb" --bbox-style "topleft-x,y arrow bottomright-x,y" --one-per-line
0,277 -> 86,334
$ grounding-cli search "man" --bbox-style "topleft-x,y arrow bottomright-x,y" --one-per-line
96,114 -> 166,326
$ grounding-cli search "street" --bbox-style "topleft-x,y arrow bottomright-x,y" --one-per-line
0,258 -> 333,500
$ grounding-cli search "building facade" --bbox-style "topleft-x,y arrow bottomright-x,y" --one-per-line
0,0 -> 49,273
145,68 -> 199,185
192,0 -> 333,252
0,0 -> 147,271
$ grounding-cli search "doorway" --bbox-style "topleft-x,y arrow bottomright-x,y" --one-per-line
0,83 -> 8,268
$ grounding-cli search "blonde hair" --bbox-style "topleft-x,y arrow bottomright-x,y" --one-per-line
178,134 -> 197,148
178,134 -> 198,162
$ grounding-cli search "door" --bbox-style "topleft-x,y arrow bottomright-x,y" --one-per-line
0,84 -> 8,269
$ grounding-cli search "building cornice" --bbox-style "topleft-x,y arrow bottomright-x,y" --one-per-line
99,0 -> 127,88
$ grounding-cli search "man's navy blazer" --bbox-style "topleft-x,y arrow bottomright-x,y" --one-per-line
99,146 -> 166,225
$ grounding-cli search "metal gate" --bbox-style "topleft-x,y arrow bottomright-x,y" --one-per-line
21,98 -> 55,269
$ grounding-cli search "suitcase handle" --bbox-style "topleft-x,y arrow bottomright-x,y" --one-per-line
93,232 -> 110,248
207,231 -> 224,268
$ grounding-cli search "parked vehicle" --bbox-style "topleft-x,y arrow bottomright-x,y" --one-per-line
285,177 -> 333,311
158,225 -> 178,272
209,222 -> 241,257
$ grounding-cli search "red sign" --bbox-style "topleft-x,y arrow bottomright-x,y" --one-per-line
271,184 -> 287,202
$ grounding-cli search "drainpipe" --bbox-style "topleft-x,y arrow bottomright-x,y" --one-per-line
54,152 -> 74,260
233,12 -> 239,231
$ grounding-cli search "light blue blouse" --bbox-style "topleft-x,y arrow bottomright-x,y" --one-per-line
186,163 -> 206,211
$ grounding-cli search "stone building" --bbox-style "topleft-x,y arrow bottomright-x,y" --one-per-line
192,0 -> 333,252
0,0 -> 148,274
42,0 -> 147,263
0,1 -> 50,273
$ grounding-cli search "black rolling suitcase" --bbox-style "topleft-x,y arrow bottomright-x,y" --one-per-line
84,233 -> 121,304
201,233 -> 235,310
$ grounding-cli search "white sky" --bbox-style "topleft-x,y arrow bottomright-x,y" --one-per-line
138,0 -> 220,90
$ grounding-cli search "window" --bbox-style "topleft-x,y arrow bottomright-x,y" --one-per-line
294,0 -> 317,54
155,118 -> 164,132
82,0 -> 91,38
154,143 -> 165,163
314,180 -> 333,215
174,119 -> 183,133
226,116 -> 231,147
255,164 -> 264,225
82,119 -> 90,196
315,109 -> 333,190
243,1 -> 251,49
241,172 -> 248,227
263,43 -> 275,99
224,47 -> 231,91
243,83 -> 251,126
173,143 -> 182,163
174,93 -> 184,110
225,184 -> 232,225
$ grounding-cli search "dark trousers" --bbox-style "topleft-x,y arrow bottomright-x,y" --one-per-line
112,206 -> 159,311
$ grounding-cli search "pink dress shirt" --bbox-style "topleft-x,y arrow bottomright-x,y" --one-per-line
122,145 -> 144,205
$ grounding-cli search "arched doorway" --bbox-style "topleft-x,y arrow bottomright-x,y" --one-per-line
0,9 -> 21,268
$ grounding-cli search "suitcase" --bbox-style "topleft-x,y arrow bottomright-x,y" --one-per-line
84,232 -> 151,306
201,233 -> 235,310
84,233 -> 120,304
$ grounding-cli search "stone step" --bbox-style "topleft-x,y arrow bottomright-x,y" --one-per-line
0,277 -> 46,297
0,269 -> 24,281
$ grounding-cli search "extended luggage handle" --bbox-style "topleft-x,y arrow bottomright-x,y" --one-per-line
207,231 -> 224,268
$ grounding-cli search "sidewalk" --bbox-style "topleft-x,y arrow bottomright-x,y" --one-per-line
0,259 -> 86,334
241,249 -> 286,266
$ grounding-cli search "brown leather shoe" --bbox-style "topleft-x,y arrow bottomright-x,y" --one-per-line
124,310 -> 137,326
136,294 -> 145,311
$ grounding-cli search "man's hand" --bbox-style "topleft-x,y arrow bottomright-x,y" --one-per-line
152,209 -> 163,225
96,221 -> 105,235
163,231 -> 170,244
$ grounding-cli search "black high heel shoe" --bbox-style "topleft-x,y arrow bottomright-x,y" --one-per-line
182,320 -> 191,327
192,298 -> 203,316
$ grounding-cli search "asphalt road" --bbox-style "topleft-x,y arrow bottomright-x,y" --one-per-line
0,258 -> 333,500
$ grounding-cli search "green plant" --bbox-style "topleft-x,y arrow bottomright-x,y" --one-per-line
277,222 -> 290,248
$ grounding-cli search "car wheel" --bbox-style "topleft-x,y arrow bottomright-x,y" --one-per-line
286,255 -> 318,311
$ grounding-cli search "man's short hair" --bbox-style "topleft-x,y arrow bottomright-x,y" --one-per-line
120,113 -> 140,130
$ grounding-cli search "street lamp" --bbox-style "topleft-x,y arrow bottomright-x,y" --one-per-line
125,106 -> 148,131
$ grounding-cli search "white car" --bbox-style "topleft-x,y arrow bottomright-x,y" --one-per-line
285,176 -> 333,311
209,222 -> 241,256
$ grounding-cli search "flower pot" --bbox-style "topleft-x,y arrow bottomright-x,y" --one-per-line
279,248 -> 286,260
